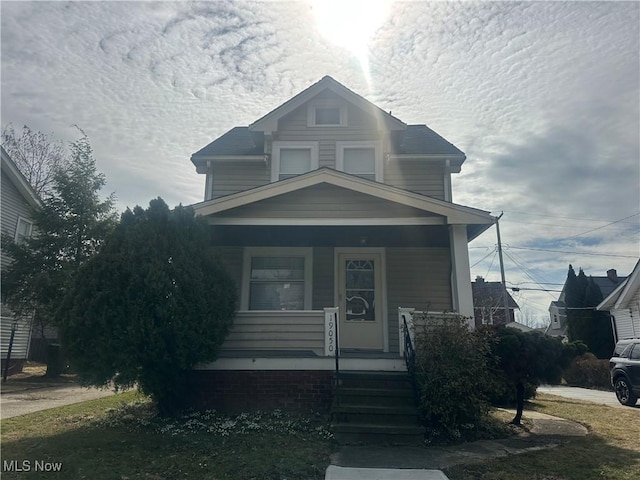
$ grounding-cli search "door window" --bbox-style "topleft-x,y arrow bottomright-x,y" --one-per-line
345,259 -> 375,322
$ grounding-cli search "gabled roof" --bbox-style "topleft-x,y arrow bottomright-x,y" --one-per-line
192,127 -> 264,160
249,76 -> 406,133
400,125 -> 464,156
472,279 -> 519,309
191,77 -> 466,164
1,146 -> 41,209
192,168 -> 495,240
597,259 -> 640,311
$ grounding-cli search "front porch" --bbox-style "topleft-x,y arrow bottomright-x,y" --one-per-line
196,308 -> 451,372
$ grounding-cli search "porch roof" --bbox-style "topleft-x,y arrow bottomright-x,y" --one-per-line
192,168 -> 495,241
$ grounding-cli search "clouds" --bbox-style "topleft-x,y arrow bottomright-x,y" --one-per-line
1,1 -> 638,322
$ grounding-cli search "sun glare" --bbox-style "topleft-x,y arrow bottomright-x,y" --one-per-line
312,0 -> 391,80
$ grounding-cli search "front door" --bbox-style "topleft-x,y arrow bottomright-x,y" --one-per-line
337,252 -> 384,350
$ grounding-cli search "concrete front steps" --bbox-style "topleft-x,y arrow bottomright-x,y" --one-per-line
331,371 -> 425,445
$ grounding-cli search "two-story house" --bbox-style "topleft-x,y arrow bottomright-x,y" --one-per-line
187,77 -> 495,430
1,146 -> 40,375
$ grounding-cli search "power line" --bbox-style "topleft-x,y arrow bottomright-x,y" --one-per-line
484,249 -> 498,278
552,212 -> 640,242
496,209 -> 640,224
503,250 -> 557,299
510,287 -> 563,293
507,246 -> 638,259
501,218 -> 639,229
470,247 -> 496,268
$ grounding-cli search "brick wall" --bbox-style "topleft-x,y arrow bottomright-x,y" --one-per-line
187,370 -> 334,414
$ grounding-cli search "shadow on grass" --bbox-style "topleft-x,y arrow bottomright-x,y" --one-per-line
1,423 -> 334,480
444,433 -> 640,480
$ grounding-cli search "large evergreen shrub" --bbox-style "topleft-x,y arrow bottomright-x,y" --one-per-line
58,199 -> 237,414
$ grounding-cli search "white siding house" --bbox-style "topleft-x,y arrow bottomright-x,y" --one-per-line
1,147 -> 41,372
598,260 -> 640,342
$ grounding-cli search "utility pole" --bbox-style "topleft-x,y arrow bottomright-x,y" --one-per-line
495,213 -> 510,323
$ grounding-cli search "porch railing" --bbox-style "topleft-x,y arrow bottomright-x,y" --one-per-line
399,308 -> 419,404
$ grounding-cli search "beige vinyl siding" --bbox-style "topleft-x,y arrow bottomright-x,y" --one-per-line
211,246 -> 243,298
0,317 -> 31,359
210,163 -> 270,199
313,247 -> 334,309
216,184 -> 439,220
221,311 -> 324,355
386,247 -> 452,353
276,93 -> 385,170
385,161 -> 445,199
1,170 -> 34,271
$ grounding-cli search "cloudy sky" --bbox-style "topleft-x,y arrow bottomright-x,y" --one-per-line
2,1 -> 639,324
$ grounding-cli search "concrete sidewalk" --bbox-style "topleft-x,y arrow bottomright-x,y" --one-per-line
1,383 -> 117,419
326,409 -> 588,480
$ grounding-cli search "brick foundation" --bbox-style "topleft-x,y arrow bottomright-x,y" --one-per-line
187,370 -> 334,414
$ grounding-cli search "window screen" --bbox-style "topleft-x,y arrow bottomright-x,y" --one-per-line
343,147 -> 376,180
249,257 -> 305,310
279,148 -> 312,180
315,107 -> 341,125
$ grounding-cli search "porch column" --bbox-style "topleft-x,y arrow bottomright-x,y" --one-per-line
449,224 -> 474,328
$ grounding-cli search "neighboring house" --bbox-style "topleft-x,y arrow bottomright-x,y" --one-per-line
187,76 -> 496,417
1,146 -> 40,374
504,321 -> 533,333
546,268 -> 626,340
597,260 -> 640,343
471,276 -> 519,327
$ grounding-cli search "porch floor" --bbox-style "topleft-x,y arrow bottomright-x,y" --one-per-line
219,349 -> 402,359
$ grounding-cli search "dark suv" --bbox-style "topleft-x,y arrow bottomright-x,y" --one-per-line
610,339 -> 640,406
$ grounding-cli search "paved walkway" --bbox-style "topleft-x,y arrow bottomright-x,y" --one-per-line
537,384 -> 635,408
1,384 -> 117,419
327,409 -> 588,479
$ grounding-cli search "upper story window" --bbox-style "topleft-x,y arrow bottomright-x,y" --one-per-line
336,141 -> 382,182
14,217 -> 33,244
307,102 -> 347,127
271,142 -> 319,181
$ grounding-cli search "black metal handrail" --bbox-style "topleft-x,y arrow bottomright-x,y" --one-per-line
402,315 -> 419,404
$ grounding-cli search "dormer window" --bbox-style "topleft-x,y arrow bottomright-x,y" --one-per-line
307,102 -> 347,127
271,141 -> 319,181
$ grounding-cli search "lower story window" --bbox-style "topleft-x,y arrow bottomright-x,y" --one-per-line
249,257 -> 305,310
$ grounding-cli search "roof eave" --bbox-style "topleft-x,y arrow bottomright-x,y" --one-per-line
192,168 -> 496,231
1,146 -> 42,208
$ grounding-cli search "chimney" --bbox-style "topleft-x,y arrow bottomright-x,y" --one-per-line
607,269 -> 618,283
475,276 -> 485,283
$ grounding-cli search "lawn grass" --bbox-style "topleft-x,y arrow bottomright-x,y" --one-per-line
3,390 -> 639,480
444,393 -> 640,480
1,391 -> 336,479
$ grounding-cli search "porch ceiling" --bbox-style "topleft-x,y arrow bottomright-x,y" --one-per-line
209,225 -> 451,247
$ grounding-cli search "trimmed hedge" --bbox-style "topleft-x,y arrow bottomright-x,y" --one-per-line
563,353 -> 612,390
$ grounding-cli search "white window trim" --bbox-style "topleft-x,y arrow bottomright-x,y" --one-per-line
14,216 -> 33,243
336,141 -> 383,182
271,141 -> 319,182
241,247 -> 313,311
307,102 -> 347,127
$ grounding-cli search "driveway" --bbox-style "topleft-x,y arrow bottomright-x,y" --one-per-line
537,385 -> 638,409
1,384 -> 117,419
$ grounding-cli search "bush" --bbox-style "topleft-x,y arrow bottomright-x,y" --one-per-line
58,199 -> 238,415
563,353 -> 612,390
412,314 -> 493,442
